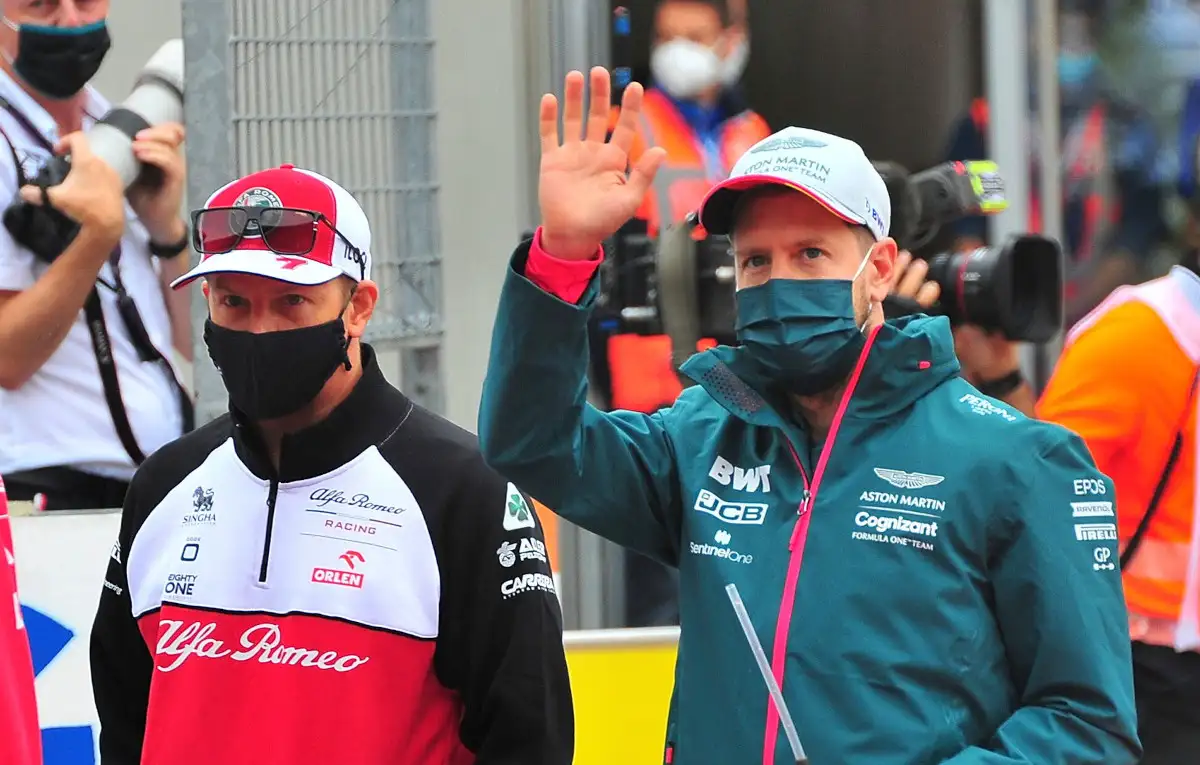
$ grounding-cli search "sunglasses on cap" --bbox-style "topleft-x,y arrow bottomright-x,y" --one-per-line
191,206 -> 363,261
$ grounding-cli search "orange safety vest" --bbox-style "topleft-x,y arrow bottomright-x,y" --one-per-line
1038,269 -> 1200,650
605,89 -> 770,413
969,98 -> 1119,295
617,87 -> 771,238
606,335 -> 718,413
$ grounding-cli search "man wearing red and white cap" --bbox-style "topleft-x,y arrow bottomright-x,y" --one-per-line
90,165 -> 573,765
479,68 -> 1138,764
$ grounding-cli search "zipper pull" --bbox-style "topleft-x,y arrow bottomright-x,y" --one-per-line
799,489 -> 812,516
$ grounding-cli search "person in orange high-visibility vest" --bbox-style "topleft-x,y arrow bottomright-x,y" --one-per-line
1036,258 -> 1200,765
599,0 -> 770,628
602,0 -> 770,418
617,0 -> 767,242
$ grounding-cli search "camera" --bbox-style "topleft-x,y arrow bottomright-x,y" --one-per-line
2,159 -> 78,263
594,218 -> 737,345
878,160 -> 1063,343
924,237 -> 1062,344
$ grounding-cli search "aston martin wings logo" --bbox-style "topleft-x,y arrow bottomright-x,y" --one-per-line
750,135 -> 828,153
873,468 -> 945,490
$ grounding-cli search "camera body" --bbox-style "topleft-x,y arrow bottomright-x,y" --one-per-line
2,159 -> 78,263
879,160 -> 1064,343
595,215 -> 738,345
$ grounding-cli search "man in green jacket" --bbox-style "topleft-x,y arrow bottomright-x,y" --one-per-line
479,66 -> 1140,765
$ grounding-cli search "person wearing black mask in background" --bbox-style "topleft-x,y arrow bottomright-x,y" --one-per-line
89,165 -> 574,765
0,0 -> 195,511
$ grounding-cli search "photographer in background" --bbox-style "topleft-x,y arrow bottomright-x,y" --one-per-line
0,0 -> 193,511
1038,253 -> 1200,765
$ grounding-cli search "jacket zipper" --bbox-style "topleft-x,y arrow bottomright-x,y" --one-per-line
760,325 -> 881,765
258,478 -> 280,584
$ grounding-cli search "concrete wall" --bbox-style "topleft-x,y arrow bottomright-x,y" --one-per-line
432,0 -> 533,429
94,1 -> 182,101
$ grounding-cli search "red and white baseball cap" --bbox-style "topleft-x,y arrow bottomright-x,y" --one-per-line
697,126 -> 891,240
171,164 -> 372,290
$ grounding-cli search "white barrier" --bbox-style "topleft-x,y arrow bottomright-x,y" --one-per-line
12,510 -> 119,765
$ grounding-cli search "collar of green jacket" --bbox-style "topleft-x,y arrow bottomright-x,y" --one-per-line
679,314 -> 962,428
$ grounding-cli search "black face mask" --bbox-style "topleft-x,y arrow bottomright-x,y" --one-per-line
9,20 -> 111,100
204,318 -> 351,421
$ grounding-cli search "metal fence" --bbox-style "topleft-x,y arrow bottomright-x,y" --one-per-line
182,0 -> 444,423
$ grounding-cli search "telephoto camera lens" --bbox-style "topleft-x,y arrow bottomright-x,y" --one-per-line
924,234 -> 1063,343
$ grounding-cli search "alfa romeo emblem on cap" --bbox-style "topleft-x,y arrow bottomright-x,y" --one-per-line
751,136 -> 828,153
234,187 -> 283,208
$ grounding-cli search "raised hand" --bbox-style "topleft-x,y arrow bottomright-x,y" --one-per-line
887,250 -> 941,309
538,66 -> 666,260
128,122 -> 188,244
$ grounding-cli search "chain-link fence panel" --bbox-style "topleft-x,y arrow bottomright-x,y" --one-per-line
183,0 -> 443,422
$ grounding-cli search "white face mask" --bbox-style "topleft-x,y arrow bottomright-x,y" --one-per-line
721,38 -> 750,86
651,38 -> 721,100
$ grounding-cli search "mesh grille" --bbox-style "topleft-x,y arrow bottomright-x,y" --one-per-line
700,363 -> 765,416
227,0 -> 441,344
187,0 -> 445,419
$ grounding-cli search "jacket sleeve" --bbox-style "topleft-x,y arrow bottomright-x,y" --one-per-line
433,456 -> 573,764
478,240 -> 684,565
90,477 -> 153,765
942,428 -> 1140,765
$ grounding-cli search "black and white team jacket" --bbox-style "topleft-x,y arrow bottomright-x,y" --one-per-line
90,345 -> 574,765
